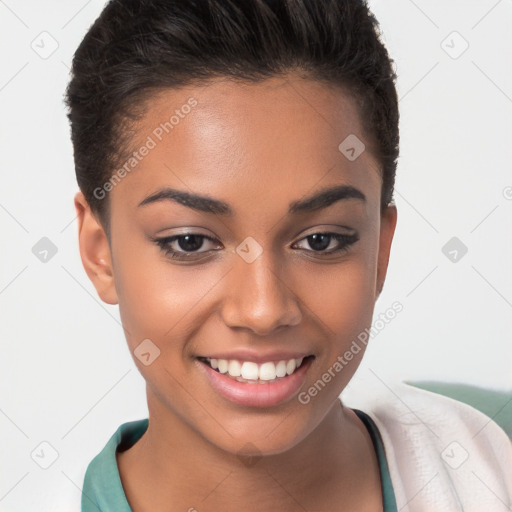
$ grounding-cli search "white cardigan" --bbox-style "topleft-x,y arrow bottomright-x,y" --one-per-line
343,380 -> 512,512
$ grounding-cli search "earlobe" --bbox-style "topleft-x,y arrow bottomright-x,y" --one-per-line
74,191 -> 119,305
375,204 -> 398,301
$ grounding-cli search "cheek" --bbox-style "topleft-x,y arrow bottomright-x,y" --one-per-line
296,247 -> 378,346
112,238 -> 226,350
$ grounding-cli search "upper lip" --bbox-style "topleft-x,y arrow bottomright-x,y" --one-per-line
198,349 -> 312,364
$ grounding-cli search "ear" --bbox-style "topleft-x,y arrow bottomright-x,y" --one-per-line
74,191 -> 118,305
375,204 -> 397,301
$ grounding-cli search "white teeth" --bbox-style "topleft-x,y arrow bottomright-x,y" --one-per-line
275,360 -> 287,378
206,357 -> 306,381
241,361 -> 259,380
228,360 -> 241,377
286,359 -> 296,375
259,361 -> 277,381
218,359 -> 228,374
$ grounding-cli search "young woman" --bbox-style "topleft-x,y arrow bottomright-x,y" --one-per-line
65,0 -> 512,510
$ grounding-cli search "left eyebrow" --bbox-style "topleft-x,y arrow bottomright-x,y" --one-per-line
137,184 -> 366,216
288,184 -> 366,214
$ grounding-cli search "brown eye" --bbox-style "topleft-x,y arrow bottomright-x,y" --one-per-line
293,232 -> 359,255
154,234 -> 222,260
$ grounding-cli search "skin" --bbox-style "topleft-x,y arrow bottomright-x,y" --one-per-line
75,74 -> 397,512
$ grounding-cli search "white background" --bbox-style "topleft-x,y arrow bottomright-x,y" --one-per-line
1,0 -> 511,510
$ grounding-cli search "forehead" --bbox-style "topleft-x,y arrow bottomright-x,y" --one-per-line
110,75 -> 381,216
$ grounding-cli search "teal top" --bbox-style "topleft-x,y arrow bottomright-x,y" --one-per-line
82,410 -> 397,511
354,409 -> 398,512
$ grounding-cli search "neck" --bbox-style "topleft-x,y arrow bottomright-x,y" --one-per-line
117,388 -> 381,512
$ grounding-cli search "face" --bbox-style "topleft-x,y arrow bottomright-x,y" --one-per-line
76,74 -> 397,457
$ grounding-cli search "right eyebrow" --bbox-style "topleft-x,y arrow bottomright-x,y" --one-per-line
287,184 -> 366,214
138,187 -> 234,216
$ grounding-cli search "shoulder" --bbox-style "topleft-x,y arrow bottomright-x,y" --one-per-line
82,419 -> 148,512
343,380 -> 512,512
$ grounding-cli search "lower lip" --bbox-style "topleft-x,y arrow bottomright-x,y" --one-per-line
198,358 -> 313,408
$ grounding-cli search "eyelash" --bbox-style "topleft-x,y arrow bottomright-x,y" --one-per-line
153,231 -> 359,261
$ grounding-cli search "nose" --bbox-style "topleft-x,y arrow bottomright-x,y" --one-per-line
220,249 -> 302,336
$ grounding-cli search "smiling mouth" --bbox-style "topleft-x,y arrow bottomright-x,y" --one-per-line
197,355 -> 315,384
